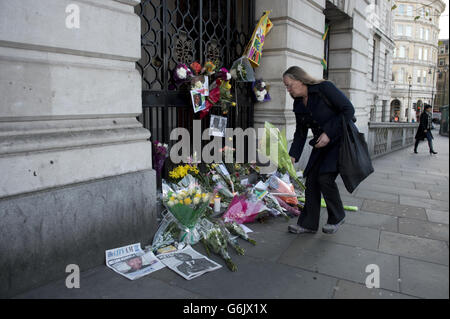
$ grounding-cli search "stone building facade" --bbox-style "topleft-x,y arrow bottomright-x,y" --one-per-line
436,39 -> 449,109
391,0 -> 446,122
1,0 -> 392,297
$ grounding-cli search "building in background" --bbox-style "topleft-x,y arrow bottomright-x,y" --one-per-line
366,0 -> 396,123
436,39 -> 449,109
391,0 -> 446,122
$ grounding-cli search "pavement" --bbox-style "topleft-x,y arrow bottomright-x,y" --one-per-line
12,133 -> 449,299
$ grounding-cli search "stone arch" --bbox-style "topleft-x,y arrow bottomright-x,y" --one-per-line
390,99 -> 401,122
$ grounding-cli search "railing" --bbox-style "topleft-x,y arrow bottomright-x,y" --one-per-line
368,122 -> 418,158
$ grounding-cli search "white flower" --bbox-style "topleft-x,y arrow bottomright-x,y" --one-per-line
163,144 -> 168,148
194,81 -> 203,90
260,89 -> 267,96
261,82 -> 266,87
176,67 -> 187,79
193,197 -> 201,205
167,200 -> 175,207
226,72 -> 232,81
157,143 -> 162,147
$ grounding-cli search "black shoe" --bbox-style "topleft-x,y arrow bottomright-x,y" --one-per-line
414,149 -> 418,154
430,150 -> 438,154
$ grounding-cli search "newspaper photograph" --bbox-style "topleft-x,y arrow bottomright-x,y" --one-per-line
157,245 -> 222,280
106,243 -> 166,280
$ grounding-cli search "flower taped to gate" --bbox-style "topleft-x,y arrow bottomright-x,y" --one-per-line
244,11 -> 273,68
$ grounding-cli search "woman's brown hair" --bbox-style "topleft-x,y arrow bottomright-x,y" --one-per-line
283,66 -> 324,85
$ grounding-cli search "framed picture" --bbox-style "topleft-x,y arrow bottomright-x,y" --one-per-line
209,115 -> 227,137
191,91 -> 206,113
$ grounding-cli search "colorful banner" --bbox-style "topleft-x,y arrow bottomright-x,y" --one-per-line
245,11 -> 273,68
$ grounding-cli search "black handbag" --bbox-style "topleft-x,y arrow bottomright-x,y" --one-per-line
318,91 -> 374,193
338,116 -> 374,193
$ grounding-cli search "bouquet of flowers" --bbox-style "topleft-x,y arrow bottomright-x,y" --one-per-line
224,221 -> 256,245
152,140 -> 169,180
222,194 -> 264,224
162,185 -> 211,244
252,79 -> 271,102
201,227 -> 237,271
173,63 -> 193,83
230,57 -> 255,82
259,122 -> 306,191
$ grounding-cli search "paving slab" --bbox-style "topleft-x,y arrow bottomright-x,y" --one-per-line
355,183 -> 431,199
378,231 -> 449,266
309,222 -> 381,250
353,190 -> 399,204
362,199 -> 428,220
430,191 -> 449,201
426,209 -> 449,225
333,280 -> 416,299
14,265 -> 203,299
328,210 -> 399,233
400,195 -> 449,211
399,257 -> 449,299
398,218 -> 449,241
152,254 -> 339,299
278,238 -> 400,292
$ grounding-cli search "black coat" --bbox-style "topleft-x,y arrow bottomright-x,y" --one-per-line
415,111 -> 434,140
288,81 -> 355,177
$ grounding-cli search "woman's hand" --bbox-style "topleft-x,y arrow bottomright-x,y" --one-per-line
315,132 -> 330,148
291,157 -> 296,164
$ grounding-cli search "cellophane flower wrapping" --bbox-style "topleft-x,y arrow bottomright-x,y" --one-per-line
222,194 -> 263,224
162,180 -> 211,244
259,122 -> 306,191
267,175 -> 298,205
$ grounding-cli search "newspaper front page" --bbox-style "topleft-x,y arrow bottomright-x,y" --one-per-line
157,245 -> 222,280
106,243 -> 166,280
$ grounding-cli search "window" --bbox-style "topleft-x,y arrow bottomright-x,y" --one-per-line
424,48 -> 428,61
405,26 -> 412,37
397,24 -> 403,36
399,46 -> 406,58
417,69 -> 421,83
398,4 -> 405,15
407,5 -> 413,16
418,47 -> 423,60
440,59 -> 445,66
425,29 -> 429,41
398,68 -> 405,82
422,70 -> 427,84
419,28 -> 424,39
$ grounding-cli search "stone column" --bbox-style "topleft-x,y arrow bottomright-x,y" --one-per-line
0,0 -> 157,297
253,0 -> 369,170
253,0 -> 327,169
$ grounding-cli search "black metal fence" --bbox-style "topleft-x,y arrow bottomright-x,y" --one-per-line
136,1 -> 255,137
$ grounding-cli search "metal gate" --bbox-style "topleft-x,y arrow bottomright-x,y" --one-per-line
135,0 -> 255,151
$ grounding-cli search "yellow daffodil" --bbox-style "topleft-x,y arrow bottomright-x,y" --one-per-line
184,197 -> 192,205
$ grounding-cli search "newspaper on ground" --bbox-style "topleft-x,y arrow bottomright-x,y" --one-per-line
157,245 -> 222,280
106,242 -> 166,280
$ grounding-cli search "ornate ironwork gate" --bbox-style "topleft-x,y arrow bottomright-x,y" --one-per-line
136,0 -> 255,152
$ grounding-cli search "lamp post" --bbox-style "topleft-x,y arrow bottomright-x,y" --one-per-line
429,67 -> 436,114
407,75 -> 412,122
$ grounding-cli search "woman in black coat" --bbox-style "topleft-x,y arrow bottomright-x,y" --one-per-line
283,66 -> 355,234
414,105 -> 437,154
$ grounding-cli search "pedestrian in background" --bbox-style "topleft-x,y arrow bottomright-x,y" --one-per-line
414,104 -> 437,155
283,66 -> 355,234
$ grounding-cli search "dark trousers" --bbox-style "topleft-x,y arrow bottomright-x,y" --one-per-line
414,131 -> 434,152
297,166 -> 346,231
